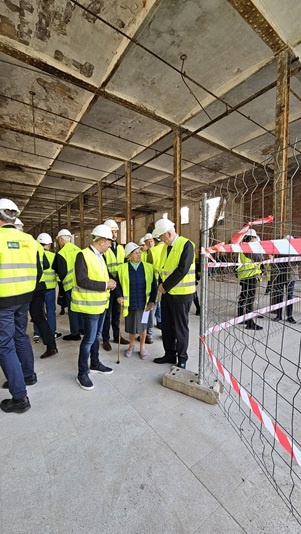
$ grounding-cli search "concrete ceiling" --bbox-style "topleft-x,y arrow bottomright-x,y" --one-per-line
1,0 -> 301,232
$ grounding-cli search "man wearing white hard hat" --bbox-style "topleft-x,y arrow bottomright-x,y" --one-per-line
116,242 -> 157,360
71,225 -> 116,390
237,228 -> 263,330
101,219 -> 129,351
53,228 -> 83,341
32,233 -> 61,344
152,218 -> 195,369
0,198 -> 42,413
14,218 -> 24,231
271,235 -> 298,324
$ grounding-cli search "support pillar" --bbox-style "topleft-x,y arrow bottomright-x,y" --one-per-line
125,161 -> 132,242
98,181 -> 102,223
273,49 -> 291,238
79,194 -> 84,248
67,203 -> 71,230
173,128 -> 181,233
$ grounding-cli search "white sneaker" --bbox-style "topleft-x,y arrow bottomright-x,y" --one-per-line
33,335 -> 40,343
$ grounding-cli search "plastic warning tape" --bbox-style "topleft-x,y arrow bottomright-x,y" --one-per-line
201,337 -> 301,466
203,237 -> 301,256
205,297 -> 301,336
207,256 -> 301,268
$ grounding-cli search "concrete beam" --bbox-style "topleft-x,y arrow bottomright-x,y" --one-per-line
162,367 -> 220,405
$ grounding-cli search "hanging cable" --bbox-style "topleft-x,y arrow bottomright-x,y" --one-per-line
180,54 -> 212,121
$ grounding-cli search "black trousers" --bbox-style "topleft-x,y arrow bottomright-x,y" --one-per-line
161,293 -> 192,362
30,290 -> 56,350
238,277 -> 257,327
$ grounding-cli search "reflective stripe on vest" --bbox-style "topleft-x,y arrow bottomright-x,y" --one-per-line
104,245 -> 125,277
44,250 -> 56,289
237,253 -> 262,280
159,236 -> 196,295
0,228 -> 39,298
58,242 -> 81,291
71,248 -> 109,314
117,262 -> 153,317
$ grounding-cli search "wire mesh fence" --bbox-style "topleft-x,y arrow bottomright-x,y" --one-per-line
201,142 -> 301,523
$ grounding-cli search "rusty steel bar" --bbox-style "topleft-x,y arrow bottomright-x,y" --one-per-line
125,161 -> 132,242
98,181 -> 103,223
173,128 -> 181,234
79,194 -> 85,248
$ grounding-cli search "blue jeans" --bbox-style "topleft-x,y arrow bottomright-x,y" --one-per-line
155,301 -> 161,324
0,303 -> 34,399
34,288 -> 56,335
65,290 -> 83,335
78,312 -> 106,377
102,290 -> 120,342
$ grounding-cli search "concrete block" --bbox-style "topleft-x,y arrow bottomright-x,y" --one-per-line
162,366 -> 219,404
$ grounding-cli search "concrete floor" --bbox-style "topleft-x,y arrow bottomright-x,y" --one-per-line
0,307 -> 300,534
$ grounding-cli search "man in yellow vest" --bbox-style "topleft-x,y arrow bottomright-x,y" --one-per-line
53,228 -> 83,341
152,218 -> 195,369
101,219 -> 129,351
237,228 -> 263,330
71,225 -> 116,390
32,233 -> 61,342
0,198 -> 42,413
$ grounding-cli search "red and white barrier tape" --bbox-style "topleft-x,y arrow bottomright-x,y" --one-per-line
207,256 -> 301,268
231,216 -> 274,244
203,238 -> 301,256
201,337 -> 301,466
205,297 -> 301,336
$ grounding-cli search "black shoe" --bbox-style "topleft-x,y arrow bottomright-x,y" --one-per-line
63,334 -> 81,341
153,355 -> 177,364
177,361 -> 186,369
79,329 -> 85,335
2,373 -> 37,389
59,309 -> 65,315
145,336 -> 153,344
103,341 -> 112,351
76,374 -> 94,391
273,316 -> 281,322
246,324 -> 263,330
40,348 -> 58,359
0,396 -> 31,413
287,317 -> 297,324
195,310 -> 200,316
257,315 -> 264,319
54,332 -> 62,338
156,323 -> 162,330
90,363 -> 114,375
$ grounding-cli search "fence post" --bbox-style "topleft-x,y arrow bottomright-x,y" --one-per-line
198,193 -> 209,385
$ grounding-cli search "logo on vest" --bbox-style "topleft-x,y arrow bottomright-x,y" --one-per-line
7,241 -> 20,249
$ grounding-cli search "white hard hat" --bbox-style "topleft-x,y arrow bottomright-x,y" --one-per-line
0,198 -> 20,217
152,228 -> 160,239
57,228 -> 72,238
14,218 -> 24,230
37,232 -> 52,245
125,242 -> 140,256
286,235 -> 294,239
245,228 -> 257,237
153,218 -> 175,237
144,233 -> 153,241
139,237 -> 145,245
104,219 -> 119,231
91,224 -> 113,241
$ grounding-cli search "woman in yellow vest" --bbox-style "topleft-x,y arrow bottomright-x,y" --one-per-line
237,229 -> 263,331
71,225 -> 117,391
116,242 -> 157,360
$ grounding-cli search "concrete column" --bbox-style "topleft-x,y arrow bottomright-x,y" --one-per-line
173,128 -> 181,233
273,49 -> 291,238
125,161 -> 132,242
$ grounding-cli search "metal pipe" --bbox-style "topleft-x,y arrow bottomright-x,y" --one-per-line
198,194 -> 209,385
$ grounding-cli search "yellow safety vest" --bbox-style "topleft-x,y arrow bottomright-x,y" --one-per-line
148,243 -> 164,280
237,253 -> 262,280
118,262 -> 154,317
104,245 -> 125,277
71,248 -> 109,314
43,250 -> 57,289
160,236 -> 196,295
58,242 -> 81,292
0,227 -> 39,298
140,250 -> 148,262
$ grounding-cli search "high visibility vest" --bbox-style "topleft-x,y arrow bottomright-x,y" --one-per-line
104,245 -> 125,277
43,250 -> 56,289
71,248 -> 109,314
149,243 -> 164,280
0,227 -> 39,298
117,262 -> 154,317
160,236 -> 196,295
58,242 -> 81,291
237,253 -> 262,280
140,250 -> 148,262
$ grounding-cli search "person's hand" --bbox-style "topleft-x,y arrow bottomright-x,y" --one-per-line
117,297 -> 124,305
145,302 -> 153,311
107,278 -> 117,290
158,283 -> 166,294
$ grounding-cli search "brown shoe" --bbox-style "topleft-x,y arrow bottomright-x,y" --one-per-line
41,348 -> 58,359
103,341 -> 112,351
119,337 -> 130,345
145,337 -> 153,344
